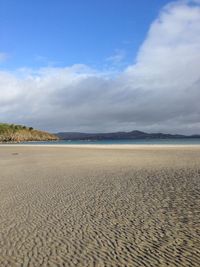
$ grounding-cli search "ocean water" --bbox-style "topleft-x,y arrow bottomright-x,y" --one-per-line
20,138 -> 200,145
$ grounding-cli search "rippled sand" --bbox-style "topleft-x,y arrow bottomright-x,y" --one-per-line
0,145 -> 200,267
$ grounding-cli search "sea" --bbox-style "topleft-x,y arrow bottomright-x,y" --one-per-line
19,138 -> 200,145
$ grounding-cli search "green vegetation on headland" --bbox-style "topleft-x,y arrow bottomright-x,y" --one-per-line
0,123 -> 58,143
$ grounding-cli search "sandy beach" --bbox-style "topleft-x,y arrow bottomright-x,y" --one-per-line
0,145 -> 200,267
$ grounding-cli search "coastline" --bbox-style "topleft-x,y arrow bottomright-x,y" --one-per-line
1,143 -> 200,149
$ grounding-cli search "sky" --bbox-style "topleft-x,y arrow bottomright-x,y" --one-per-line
0,0 -> 200,134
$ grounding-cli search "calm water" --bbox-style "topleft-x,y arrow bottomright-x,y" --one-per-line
20,138 -> 200,145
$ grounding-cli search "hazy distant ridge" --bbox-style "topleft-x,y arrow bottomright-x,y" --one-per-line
56,130 -> 200,141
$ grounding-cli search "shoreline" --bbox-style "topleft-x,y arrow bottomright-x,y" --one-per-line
1,143 -> 200,149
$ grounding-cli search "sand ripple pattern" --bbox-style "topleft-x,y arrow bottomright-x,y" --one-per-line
0,146 -> 200,267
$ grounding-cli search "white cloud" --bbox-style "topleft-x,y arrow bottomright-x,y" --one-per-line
125,0 -> 200,89
106,49 -> 126,65
0,0 -> 200,134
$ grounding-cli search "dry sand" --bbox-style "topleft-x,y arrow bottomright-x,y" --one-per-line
0,145 -> 200,267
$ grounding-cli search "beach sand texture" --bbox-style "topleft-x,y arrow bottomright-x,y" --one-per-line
0,146 -> 200,267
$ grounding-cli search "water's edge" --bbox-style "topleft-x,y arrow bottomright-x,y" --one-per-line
2,138 -> 200,145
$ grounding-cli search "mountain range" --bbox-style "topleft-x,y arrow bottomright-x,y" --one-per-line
56,130 -> 200,140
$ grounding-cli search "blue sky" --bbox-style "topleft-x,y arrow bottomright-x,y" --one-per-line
0,0 -> 169,70
0,0 -> 200,134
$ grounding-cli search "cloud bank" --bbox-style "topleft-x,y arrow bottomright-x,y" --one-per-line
1,0 -> 200,134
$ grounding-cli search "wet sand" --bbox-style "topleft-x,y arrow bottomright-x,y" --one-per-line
0,145 -> 200,266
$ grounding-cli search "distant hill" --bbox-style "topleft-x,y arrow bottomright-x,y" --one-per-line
56,130 -> 200,140
0,123 -> 58,143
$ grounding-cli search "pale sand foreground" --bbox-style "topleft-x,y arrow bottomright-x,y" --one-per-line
0,146 -> 200,267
